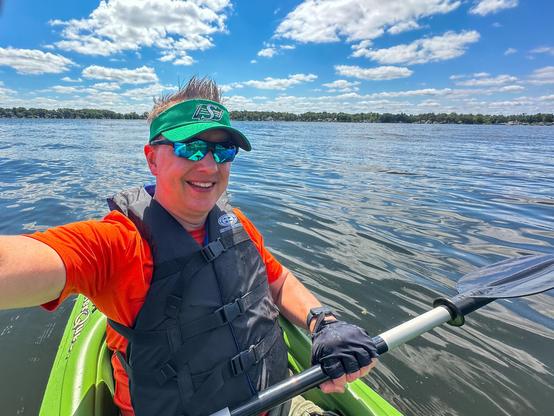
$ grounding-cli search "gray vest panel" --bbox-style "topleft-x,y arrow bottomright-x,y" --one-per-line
107,186 -> 288,416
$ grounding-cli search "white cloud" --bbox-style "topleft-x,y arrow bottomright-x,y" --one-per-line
497,85 -> 524,92
530,46 -> 554,56
258,47 -> 277,58
322,79 -> 360,92
250,59 -> 257,64
49,85 -> 82,94
256,43 -> 296,59
121,83 -> 176,101
387,20 -> 421,35
470,0 -> 518,16
275,0 -> 461,43
61,76 -> 83,82
456,74 -> 518,86
92,82 -> 121,91
82,65 -> 158,84
0,47 -> 75,75
335,65 -> 413,80
353,30 -> 480,65
473,72 -> 490,77
450,74 -> 465,80
527,66 -> 554,85
49,0 -> 231,65
504,48 -> 517,55
220,82 -> 245,93
242,73 -> 318,90
539,95 -> 554,102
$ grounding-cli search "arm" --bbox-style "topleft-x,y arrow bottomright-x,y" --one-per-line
0,236 -> 66,309
269,266 -> 323,331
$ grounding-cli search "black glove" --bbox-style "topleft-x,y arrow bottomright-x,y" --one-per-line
311,320 -> 378,379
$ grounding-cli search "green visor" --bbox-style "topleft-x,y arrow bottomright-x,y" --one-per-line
149,99 -> 251,151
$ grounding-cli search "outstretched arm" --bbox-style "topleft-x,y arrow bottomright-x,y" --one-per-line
0,236 -> 66,309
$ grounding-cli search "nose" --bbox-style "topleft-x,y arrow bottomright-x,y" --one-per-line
195,150 -> 219,172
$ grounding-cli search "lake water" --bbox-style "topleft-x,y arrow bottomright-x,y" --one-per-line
0,119 -> 553,415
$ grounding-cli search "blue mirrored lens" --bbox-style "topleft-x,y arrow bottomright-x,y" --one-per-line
173,140 -> 237,163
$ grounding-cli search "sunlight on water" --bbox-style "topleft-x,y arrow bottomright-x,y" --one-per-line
0,119 -> 553,415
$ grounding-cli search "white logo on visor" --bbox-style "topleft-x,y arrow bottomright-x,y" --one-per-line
192,104 -> 224,121
218,213 -> 238,228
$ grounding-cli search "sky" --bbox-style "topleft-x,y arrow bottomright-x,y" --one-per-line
0,0 -> 553,115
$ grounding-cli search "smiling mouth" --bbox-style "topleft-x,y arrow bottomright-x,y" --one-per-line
186,181 -> 215,189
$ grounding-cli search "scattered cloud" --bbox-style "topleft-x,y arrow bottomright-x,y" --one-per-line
61,76 -> 82,82
250,59 -> 257,64
91,82 -> 121,91
274,0 -> 461,43
539,94 -> 554,102
504,48 -> 517,55
49,0 -> 231,66
242,73 -> 317,90
455,74 -> 518,86
387,20 -> 422,35
530,46 -> 554,56
256,43 -> 296,59
258,47 -> 277,58
82,65 -> 158,84
469,0 -> 518,16
221,74 -> 317,92
322,79 -> 360,92
0,47 -> 75,74
497,85 -> 524,92
353,31 -> 480,65
335,65 -> 413,80
527,66 -> 554,85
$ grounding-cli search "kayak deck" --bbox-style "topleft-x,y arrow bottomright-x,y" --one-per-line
40,295 -> 401,416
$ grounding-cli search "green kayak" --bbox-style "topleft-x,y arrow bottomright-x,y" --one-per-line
39,295 -> 401,416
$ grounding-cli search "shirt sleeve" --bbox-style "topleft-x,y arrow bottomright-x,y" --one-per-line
25,211 -> 152,321
233,208 -> 284,284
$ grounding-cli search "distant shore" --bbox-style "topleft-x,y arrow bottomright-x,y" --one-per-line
1,107 -> 552,125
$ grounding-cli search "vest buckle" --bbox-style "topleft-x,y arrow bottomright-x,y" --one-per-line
202,239 -> 225,262
230,345 -> 258,377
218,299 -> 243,323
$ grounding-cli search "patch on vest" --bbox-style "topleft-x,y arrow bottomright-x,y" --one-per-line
218,212 -> 240,233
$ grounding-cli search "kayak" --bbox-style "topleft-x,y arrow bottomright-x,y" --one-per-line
39,295 -> 401,416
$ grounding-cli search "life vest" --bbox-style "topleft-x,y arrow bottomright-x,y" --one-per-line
107,186 -> 288,416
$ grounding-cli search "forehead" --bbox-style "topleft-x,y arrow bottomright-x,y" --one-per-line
195,129 -> 230,143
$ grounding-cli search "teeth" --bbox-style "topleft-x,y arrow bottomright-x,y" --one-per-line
189,181 -> 213,188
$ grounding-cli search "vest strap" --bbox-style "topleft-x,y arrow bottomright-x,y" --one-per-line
185,320 -> 282,407
107,281 -> 268,345
178,282 -> 268,341
165,227 -> 252,319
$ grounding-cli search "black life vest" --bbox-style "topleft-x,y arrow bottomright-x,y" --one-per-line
107,186 -> 288,416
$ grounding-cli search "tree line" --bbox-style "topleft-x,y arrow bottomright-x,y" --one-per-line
1,107 -> 553,124
0,107 -> 146,119
230,111 -> 554,124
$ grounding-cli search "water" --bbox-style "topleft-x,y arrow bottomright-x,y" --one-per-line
1,119 -> 553,415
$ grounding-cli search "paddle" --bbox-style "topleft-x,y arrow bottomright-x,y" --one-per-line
210,254 -> 554,416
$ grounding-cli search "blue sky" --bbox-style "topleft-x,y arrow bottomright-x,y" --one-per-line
0,0 -> 553,115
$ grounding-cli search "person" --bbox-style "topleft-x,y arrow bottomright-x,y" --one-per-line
0,76 -> 378,416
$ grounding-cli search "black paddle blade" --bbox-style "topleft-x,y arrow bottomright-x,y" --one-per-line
457,254 -> 554,299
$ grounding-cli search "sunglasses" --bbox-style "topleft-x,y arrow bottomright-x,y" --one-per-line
151,137 -> 239,164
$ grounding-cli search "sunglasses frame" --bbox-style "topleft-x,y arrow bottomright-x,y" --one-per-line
151,137 -> 239,164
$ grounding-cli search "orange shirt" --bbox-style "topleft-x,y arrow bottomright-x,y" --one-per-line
28,208 -> 283,415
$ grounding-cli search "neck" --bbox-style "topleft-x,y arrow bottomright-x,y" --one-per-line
153,195 -> 207,232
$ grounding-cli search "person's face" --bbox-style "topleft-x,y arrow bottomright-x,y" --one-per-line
145,129 -> 232,224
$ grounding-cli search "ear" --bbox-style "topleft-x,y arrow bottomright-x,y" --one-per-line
144,144 -> 158,176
